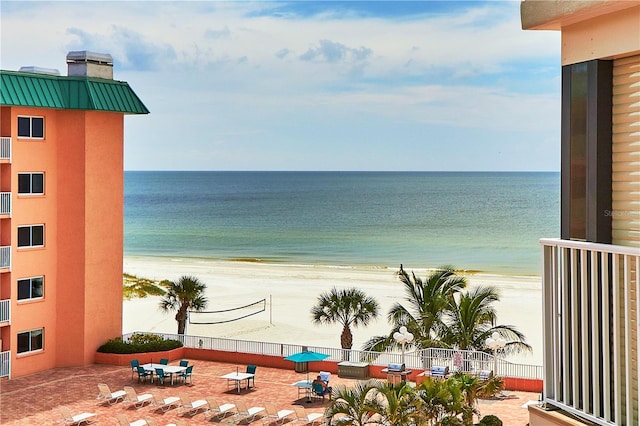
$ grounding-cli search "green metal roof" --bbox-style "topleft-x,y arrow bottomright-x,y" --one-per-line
0,70 -> 149,114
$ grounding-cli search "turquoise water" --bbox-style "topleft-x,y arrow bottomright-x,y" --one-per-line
124,171 -> 559,275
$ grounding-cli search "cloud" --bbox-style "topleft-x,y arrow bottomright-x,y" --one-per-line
1,0 -> 561,171
65,25 -> 177,71
299,39 -> 373,63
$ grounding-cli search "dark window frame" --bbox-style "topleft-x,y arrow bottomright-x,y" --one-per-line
17,116 -> 45,139
17,276 -> 44,301
17,225 -> 44,248
18,172 -> 44,195
17,328 -> 44,354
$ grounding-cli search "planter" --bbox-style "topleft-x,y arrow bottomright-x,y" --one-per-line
94,347 -> 185,366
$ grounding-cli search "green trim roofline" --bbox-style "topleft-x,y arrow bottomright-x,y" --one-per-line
0,70 -> 149,114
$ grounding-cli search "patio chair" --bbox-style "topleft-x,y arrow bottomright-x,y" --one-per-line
178,393 -> 208,416
179,359 -> 189,367
262,403 -> 294,425
155,368 -> 168,385
293,405 -> 323,425
159,358 -> 169,365
124,386 -> 153,409
115,413 -> 148,426
204,397 -> 236,420
178,365 -> 193,384
136,366 -> 152,383
319,371 -> 331,384
246,364 -> 257,388
130,359 -> 140,380
233,400 -> 265,423
150,390 -> 180,412
96,383 -> 126,405
58,405 -> 97,425
311,382 -> 331,400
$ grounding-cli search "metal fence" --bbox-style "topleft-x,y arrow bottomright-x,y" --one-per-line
0,350 -> 10,378
0,299 -> 9,323
0,246 -> 10,269
123,331 -> 543,380
0,137 -> 10,161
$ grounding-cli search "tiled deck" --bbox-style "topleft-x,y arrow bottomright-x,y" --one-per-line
0,360 -> 538,425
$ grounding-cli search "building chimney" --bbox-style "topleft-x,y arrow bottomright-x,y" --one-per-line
66,51 -> 113,79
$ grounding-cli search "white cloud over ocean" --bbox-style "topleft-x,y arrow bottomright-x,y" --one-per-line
1,1 -> 560,171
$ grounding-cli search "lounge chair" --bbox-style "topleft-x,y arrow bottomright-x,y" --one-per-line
205,397 -> 236,420
293,405 -> 323,425
178,393 -> 208,416
150,390 -> 181,412
124,386 -> 153,408
96,383 -> 126,405
58,405 -> 97,425
233,400 -> 265,423
115,413 -> 148,426
262,403 -> 294,425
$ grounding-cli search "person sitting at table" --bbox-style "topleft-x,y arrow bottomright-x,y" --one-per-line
312,375 -> 332,396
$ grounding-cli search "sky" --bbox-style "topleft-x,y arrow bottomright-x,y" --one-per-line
1,1 -> 561,171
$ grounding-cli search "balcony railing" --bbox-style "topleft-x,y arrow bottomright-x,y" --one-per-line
0,137 -> 10,161
0,246 -> 10,270
0,299 -> 9,323
122,331 -> 543,380
0,192 -> 10,216
541,238 -> 640,426
0,350 -> 10,378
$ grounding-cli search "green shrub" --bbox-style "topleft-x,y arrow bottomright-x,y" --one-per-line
477,415 -> 503,426
97,334 -> 183,354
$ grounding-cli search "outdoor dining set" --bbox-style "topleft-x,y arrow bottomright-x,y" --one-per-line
130,359 -> 193,385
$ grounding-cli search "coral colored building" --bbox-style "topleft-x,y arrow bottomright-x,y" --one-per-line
0,51 -> 148,379
521,1 -> 640,425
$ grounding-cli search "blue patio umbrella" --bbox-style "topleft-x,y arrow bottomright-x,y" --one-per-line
285,350 -> 330,381
285,350 -> 330,402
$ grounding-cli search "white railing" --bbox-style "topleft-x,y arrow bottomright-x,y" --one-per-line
0,246 -> 10,269
0,350 -> 10,378
0,137 -> 10,161
122,331 -> 543,380
541,238 -> 640,426
0,299 -> 9,323
0,192 -> 10,216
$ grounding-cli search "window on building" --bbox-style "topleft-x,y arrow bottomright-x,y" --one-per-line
17,116 -> 44,139
17,276 -> 44,301
17,225 -> 44,247
18,173 -> 44,195
17,328 -> 44,354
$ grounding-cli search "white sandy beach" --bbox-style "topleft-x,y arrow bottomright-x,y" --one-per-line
122,256 -> 543,366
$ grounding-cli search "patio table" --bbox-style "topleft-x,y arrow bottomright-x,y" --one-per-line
220,371 -> 255,393
141,363 -> 187,385
291,379 -> 312,401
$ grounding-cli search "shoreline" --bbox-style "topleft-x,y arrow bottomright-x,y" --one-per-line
122,255 -> 543,366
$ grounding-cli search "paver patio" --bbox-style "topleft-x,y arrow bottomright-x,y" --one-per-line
0,359 -> 539,425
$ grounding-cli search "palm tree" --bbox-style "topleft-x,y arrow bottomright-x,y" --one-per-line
323,380 -> 383,426
372,380 -> 421,426
415,377 -> 464,425
159,275 -> 208,335
362,266 -> 467,353
311,287 -> 380,360
442,286 -> 532,355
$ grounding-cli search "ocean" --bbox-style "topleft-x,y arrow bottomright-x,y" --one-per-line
124,171 -> 559,276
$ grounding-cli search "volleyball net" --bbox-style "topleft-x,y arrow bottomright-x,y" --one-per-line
188,298 -> 267,325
